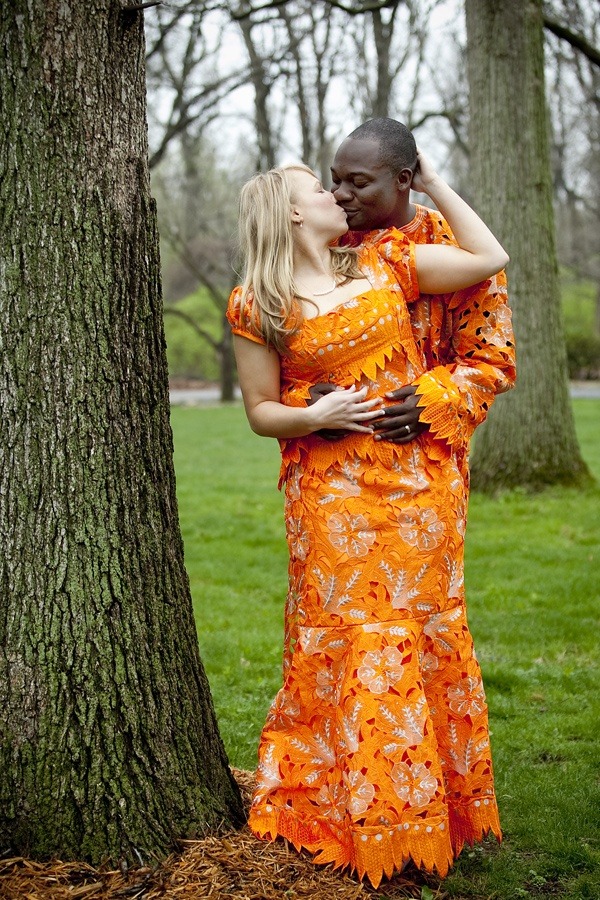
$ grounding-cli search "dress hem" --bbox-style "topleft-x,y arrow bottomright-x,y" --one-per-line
249,799 -> 501,888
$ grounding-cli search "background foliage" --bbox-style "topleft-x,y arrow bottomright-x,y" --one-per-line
143,0 -> 599,388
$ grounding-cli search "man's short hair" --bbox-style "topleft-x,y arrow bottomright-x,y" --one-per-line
348,118 -> 418,175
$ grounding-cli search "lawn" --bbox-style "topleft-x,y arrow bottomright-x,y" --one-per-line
171,400 -> 600,900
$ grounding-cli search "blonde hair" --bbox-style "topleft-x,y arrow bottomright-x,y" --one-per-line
237,163 -> 363,353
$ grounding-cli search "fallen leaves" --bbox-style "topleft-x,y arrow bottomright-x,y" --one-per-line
0,770 -> 436,900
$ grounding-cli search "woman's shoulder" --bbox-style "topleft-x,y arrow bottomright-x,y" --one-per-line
358,227 -> 414,268
226,284 -> 245,323
226,285 -> 267,345
357,229 -> 419,303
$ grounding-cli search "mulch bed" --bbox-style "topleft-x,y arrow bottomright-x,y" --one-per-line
0,770 -> 445,900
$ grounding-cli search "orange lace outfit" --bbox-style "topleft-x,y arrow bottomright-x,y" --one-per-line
226,213 -> 515,889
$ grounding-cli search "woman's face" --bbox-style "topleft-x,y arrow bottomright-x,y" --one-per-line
289,170 -> 349,242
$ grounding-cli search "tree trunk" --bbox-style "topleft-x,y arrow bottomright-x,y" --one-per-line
0,0 -> 244,864
371,8 -> 394,118
465,0 -> 592,491
237,14 -> 276,170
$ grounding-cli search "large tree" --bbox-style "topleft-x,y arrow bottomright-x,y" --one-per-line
465,0 -> 592,491
0,0 -> 244,864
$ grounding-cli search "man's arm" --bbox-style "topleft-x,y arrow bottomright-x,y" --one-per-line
375,270 -> 515,446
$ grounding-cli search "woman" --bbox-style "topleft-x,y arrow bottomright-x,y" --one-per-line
227,153 -> 508,887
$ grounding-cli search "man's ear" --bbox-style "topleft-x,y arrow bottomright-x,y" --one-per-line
395,167 -> 414,191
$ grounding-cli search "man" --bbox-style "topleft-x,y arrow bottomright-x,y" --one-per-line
315,117 -> 515,457
301,120 -> 515,873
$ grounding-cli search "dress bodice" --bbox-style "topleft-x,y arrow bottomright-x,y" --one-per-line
281,287 -> 425,402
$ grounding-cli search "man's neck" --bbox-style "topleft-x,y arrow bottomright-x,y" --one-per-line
390,201 -> 418,230
340,202 -> 422,247
356,202 -> 419,235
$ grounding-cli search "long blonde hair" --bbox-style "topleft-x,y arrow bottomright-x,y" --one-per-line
237,163 -> 363,353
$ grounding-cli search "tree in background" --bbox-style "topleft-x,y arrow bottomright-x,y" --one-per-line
152,132 -> 248,400
545,0 -> 600,338
465,0 -> 592,491
145,2 -> 251,170
0,0 -> 243,863
276,1 -> 339,180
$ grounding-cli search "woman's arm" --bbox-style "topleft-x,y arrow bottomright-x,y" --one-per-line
233,335 -> 382,439
413,151 -> 509,294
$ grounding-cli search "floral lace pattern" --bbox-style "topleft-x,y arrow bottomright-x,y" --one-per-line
226,229 -> 509,888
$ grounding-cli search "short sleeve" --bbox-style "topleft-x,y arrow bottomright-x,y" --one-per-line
370,229 -> 420,304
226,285 -> 266,345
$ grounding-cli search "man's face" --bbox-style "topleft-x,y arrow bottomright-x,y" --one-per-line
331,137 -> 406,231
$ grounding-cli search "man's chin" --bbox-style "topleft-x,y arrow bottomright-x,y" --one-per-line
344,212 -> 365,230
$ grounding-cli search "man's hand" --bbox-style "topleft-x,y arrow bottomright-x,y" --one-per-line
372,384 -> 429,443
308,383 -> 350,440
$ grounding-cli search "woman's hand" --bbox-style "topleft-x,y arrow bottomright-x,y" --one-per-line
308,384 -> 383,434
410,146 -> 509,293
410,149 -> 440,195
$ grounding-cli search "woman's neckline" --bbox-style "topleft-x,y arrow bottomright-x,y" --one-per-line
300,284 -> 378,322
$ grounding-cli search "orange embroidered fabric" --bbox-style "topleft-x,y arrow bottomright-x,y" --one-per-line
344,207 -> 515,456
227,226 -> 512,888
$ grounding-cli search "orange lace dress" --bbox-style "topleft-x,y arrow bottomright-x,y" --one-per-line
227,229 -> 508,888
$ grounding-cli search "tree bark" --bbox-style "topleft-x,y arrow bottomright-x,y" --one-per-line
0,0 -> 244,864
465,0 -> 592,491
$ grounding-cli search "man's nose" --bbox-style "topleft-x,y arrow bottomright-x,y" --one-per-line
333,182 -> 352,202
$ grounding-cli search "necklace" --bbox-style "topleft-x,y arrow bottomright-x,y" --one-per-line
311,277 -> 337,296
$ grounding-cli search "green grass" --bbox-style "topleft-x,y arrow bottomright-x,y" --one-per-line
171,400 -> 600,899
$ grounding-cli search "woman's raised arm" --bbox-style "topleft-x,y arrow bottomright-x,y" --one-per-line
412,150 -> 509,294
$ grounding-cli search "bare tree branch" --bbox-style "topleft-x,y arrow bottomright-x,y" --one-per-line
163,307 -> 219,349
120,0 -> 162,10
326,0 -> 399,12
145,7 -> 190,60
544,14 -> 600,68
162,219 -> 232,314
230,0 -> 400,20
229,0 -> 290,19
148,68 -> 251,168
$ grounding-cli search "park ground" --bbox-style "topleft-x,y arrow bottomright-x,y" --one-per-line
1,395 -> 599,900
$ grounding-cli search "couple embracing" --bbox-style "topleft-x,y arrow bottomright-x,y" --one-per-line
227,117 -> 515,888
